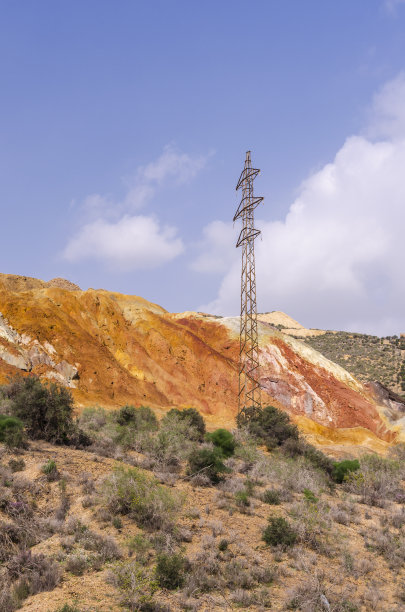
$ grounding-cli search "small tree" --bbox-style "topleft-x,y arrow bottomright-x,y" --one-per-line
155,553 -> 188,589
238,405 -> 299,450
116,405 -> 158,431
4,376 -> 74,443
164,407 -> 205,440
262,516 -> 297,548
206,428 -> 235,458
187,448 -> 228,484
332,459 -> 360,484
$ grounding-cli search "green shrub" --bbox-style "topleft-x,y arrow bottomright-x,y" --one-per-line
112,516 -> 123,530
282,437 -> 335,475
101,466 -> 183,530
206,428 -> 235,458
54,605 -> 82,612
116,405 -> 158,431
332,459 -> 360,483
41,459 -> 59,481
116,404 -> 136,425
155,553 -> 188,589
164,407 -> 205,440
187,448 -> 228,484
263,489 -> 281,505
149,412 -> 197,464
127,534 -> 152,563
0,414 -> 25,449
4,376 -> 75,443
218,539 -> 229,551
78,407 -> 107,432
262,516 -> 297,549
235,490 -> 250,508
108,560 -> 157,609
238,405 -> 299,449
345,454 -> 401,506
303,488 -> 318,503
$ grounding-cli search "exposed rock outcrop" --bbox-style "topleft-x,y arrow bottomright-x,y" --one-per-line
0,274 -> 402,449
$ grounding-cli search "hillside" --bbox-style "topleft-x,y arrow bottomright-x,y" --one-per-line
0,274 -> 404,453
0,410 -> 404,612
303,331 -> 405,400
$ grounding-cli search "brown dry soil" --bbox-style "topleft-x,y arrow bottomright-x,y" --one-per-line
1,440 -> 403,612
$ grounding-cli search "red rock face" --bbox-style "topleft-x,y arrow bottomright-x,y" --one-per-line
0,274 -> 400,441
259,338 -> 395,441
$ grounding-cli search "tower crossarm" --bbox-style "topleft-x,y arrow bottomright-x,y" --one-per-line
234,150 -> 263,417
236,167 -> 260,190
236,226 -> 261,247
233,195 -> 264,222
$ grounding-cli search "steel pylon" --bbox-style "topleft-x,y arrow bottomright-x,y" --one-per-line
234,151 -> 263,416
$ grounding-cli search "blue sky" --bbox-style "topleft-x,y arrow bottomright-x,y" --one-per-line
1,0 -> 405,334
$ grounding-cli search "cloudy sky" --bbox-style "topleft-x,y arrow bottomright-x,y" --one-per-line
1,1 -> 405,335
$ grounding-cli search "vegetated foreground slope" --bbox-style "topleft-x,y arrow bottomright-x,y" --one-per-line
0,273 -> 404,450
1,402 -> 405,612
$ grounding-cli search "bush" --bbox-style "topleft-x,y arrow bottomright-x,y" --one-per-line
303,488 -> 318,503
127,534 -> 152,563
263,489 -> 281,505
116,405 -> 158,431
55,605 -> 82,612
148,412 -> 197,466
235,490 -> 250,509
8,458 -> 25,473
187,448 -> 228,484
262,516 -> 297,549
218,539 -> 228,551
0,415 -> 25,449
332,459 -> 360,484
65,552 -> 88,576
289,499 -> 332,551
3,376 -> 74,444
7,549 -> 61,598
345,454 -> 402,506
206,429 -> 235,458
282,437 -> 335,475
108,560 -> 157,610
164,408 -> 205,440
100,466 -> 182,530
41,459 -> 59,481
238,405 -> 298,449
155,553 -> 189,589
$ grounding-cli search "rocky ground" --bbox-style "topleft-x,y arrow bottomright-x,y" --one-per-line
1,427 -> 404,612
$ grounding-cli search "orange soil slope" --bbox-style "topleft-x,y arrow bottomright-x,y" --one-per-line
0,274 -> 402,443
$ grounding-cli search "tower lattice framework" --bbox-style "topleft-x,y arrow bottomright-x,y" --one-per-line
234,151 -> 263,415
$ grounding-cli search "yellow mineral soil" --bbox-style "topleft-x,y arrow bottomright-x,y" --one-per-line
0,274 -> 403,450
258,310 -> 327,337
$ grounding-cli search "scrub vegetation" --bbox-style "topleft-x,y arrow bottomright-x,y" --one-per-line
0,376 -> 404,610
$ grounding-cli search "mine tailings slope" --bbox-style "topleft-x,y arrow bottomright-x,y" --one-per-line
0,273 -> 403,452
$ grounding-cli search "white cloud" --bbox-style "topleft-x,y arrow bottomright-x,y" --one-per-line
197,75 -> 405,335
64,215 -> 184,270
367,72 -> 405,139
64,146 -> 206,270
139,145 -> 207,184
190,220 -> 238,274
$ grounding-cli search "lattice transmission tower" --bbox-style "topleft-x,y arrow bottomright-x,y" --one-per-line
234,151 -> 263,415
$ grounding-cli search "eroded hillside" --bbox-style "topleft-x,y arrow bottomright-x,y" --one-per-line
0,274 -> 404,451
